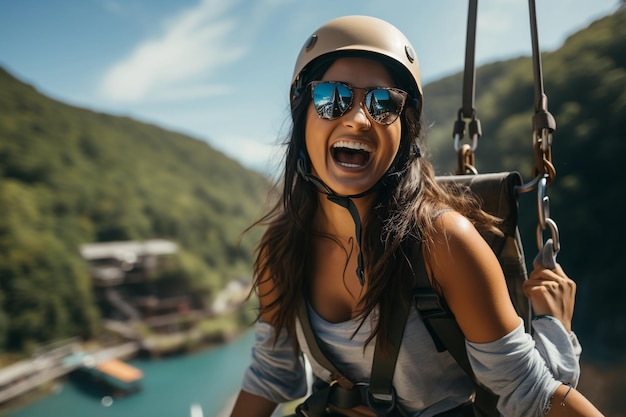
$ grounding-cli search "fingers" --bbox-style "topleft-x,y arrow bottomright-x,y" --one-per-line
529,262 -> 568,284
524,263 -> 576,332
525,267 -> 576,298
523,278 -> 560,302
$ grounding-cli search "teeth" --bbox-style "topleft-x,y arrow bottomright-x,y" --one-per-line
332,141 -> 373,153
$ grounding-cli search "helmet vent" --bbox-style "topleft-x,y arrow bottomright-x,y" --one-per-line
405,45 -> 415,63
305,35 -> 318,52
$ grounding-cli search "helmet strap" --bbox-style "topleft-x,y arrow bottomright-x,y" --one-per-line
295,143 -> 418,287
327,195 -> 365,286
297,151 -> 369,286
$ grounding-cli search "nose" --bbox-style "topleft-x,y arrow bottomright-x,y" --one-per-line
343,94 -> 371,130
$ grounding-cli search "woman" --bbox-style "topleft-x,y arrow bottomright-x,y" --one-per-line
230,15 -> 603,417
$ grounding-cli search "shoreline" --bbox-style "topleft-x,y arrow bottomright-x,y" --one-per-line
0,332 -> 249,416
0,381 -> 61,416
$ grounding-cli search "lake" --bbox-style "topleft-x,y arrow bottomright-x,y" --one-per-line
1,330 -> 256,417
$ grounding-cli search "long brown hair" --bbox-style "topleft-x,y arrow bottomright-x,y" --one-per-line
248,55 -> 499,353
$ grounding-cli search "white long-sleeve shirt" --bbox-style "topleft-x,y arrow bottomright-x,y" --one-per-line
241,304 -> 581,417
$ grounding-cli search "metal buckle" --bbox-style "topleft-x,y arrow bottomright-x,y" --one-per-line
363,386 -> 397,417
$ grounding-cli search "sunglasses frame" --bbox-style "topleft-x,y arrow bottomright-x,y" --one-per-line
308,81 -> 409,125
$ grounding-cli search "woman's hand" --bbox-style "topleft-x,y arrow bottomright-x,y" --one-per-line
523,261 -> 576,332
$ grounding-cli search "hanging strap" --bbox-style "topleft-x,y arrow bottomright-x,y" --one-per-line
528,0 -> 557,139
461,0 -> 478,119
527,0 -> 557,186
453,0 -> 482,175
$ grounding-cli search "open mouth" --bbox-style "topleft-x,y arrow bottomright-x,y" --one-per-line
331,140 -> 373,168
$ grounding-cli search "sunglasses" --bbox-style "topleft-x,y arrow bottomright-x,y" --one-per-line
309,81 -> 408,125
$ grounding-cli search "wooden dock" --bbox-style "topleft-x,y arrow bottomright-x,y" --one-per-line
0,341 -> 139,405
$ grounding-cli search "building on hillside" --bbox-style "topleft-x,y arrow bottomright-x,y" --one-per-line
79,240 -> 206,334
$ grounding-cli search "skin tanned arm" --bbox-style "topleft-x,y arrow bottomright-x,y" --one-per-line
427,211 -> 603,416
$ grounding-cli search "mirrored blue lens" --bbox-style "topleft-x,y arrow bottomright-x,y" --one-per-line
312,82 -> 352,119
311,82 -> 406,124
364,89 -> 406,124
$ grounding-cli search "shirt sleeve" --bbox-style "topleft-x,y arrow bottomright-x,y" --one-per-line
531,315 -> 582,387
465,319 -> 562,417
241,320 -> 308,403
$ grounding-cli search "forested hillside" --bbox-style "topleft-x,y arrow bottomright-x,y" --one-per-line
423,9 -> 626,357
0,67 -> 270,352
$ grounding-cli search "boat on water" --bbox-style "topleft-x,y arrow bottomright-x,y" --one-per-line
71,358 -> 144,398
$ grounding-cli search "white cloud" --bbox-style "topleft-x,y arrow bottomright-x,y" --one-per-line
215,134 -> 282,174
99,0 -> 246,102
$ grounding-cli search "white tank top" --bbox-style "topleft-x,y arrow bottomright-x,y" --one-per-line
295,303 -> 474,416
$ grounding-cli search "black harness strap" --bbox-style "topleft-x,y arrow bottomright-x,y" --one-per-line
296,301 -> 360,417
412,246 -> 499,417
367,271 -> 412,416
461,0 -> 478,120
297,300 -> 353,389
296,279 -> 411,417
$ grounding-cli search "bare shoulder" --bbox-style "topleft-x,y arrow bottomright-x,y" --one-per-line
436,209 -> 476,235
425,210 -> 520,342
426,210 -> 488,269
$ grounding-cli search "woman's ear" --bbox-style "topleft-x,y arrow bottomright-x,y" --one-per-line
296,149 -> 309,177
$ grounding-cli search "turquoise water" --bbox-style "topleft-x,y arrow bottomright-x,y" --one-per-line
2,330 -> 255,417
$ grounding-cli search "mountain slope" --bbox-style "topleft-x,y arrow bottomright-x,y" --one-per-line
0,67 -> 270,350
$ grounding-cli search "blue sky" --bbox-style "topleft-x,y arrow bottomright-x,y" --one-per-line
0,0 -> 620,173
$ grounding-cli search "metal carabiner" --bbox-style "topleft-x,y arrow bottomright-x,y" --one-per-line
535,175 -> 560,253
456,144 -> 478,175
453,132 -> 479,152
537,176 -> 549,229
534,127 -> 553,154
536,217 -> 560,254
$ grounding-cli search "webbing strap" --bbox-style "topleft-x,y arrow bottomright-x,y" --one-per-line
462,0 -> 557,134
297,279 -> 412,416
454,0 -> 482,175
528,0 -> 556,133
527,0 -> 557,187
412,246 -> 500,417
456,0 -> 557,181
297,300 -> 353,389
369,265 -> 412,398
412,248 -> 472,373
461,0 -> 478,119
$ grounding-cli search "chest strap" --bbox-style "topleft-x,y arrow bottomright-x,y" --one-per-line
296,253 -> 413,417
